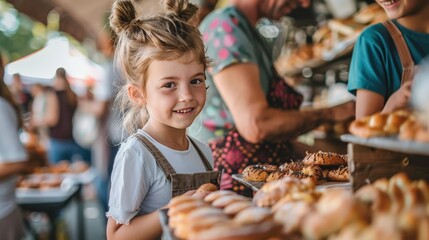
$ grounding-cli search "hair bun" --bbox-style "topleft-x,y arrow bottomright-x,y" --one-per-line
110,0 -> 137,34
162,0 -> 198,22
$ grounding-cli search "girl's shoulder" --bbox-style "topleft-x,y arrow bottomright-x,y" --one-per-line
358,22 -> 390,43
115,134 -> 158,165
189,136 -> 211,151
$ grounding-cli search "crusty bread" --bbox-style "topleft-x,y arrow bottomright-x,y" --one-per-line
349,110 -> 426,141
203,190 -> 236,203
197,183 -> 218,193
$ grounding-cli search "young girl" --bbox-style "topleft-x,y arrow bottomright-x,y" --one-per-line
348,0 -> 429,118
106,0 -> 217,239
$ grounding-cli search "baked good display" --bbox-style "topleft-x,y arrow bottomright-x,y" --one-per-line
349,109 -> 411,138
165,173 -> 429,240
349,109 -> 429,143
17,175 -> 64,189
241,165 -> 269,182
300,151 -> 350,182
322,165 -> 350,182
302,151 -> 347,166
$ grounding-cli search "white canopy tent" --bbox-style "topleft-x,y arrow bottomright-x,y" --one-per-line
4,37 -> 106,94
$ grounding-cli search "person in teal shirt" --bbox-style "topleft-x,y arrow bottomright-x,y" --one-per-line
348,0 -> 429,119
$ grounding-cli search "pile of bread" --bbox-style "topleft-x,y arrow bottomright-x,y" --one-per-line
167,183 -> 281,240
17,174 -> 63,189
32,160 -> 90,174
349,109 -> 429,143
276,3 -> 387,76
168,173 -> 429,239
242,151 -> 349,183
17,160 -> 89,190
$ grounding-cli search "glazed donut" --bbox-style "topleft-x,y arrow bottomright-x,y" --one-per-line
242,165 -> 269,182
301,165 -> 323,181
322,165 -> 349,182
279,162 -> 304,172
258,164 -> 279,172
272,162 -> 323,183
266,171 -> 289,182
302,151 -> 347,166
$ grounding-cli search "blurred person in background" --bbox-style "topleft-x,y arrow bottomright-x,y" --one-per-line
348,0 -> 429,118
29,83 -> 51,148
193,0 -> 355,195
0,55 -> 31,240
44,68 -> 82,164
9,73 -> 32,115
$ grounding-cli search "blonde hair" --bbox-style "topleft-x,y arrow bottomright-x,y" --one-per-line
110,0 -> 210,134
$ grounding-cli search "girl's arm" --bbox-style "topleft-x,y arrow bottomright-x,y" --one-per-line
355,89 -> 385,119
213,63 -> 355,144
106,211 -> 162,240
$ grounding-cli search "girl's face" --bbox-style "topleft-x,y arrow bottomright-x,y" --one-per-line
144,56 -> 206,132
376,0 -> 428,19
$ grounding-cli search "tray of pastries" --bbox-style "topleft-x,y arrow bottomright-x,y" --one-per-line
30,160 -> 95,184
233,151 -> 351,192
164,173 -> 429,240
345,109 -> 429,155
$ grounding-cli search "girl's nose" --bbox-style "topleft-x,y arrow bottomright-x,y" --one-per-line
178,86 -> 193,102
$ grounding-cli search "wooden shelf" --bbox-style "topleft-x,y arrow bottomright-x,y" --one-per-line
340,134 -> 429,190
341,134 -> 429,156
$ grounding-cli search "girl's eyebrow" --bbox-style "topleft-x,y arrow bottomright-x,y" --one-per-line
159,72 -> 206,81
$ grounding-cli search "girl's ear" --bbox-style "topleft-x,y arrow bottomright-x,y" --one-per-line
127,84 -> 145,106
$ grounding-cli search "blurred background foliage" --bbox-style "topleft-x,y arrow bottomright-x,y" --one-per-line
0,0 -> 86,63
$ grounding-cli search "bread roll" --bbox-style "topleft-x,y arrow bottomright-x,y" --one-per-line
197,183 -> 218,193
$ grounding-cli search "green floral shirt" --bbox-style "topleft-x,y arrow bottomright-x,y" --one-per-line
192,7 -> 275,142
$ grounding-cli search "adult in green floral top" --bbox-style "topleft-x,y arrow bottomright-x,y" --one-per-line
193,0 -> 355,195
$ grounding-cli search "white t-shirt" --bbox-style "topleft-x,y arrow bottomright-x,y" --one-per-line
0,98 -> 27,219
107,129 -> 213,225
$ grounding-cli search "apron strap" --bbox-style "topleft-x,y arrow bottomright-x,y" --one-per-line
134,133 -> 176,181
189,138 -> 213,171
382,20 -> 415,85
